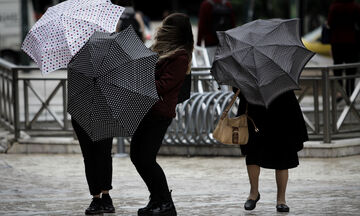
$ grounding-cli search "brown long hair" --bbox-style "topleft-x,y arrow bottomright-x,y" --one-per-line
151,13 -> 194,73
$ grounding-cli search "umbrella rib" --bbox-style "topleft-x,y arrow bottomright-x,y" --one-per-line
254,50 -> 299,87
120,123 -> 132,137
249,52 -> 268,104
96,81 -> 155,136
92,39 -> 118,74
257,44 -> 307,50
59,15 -> 74,52
65,2 -> 120,30
222,47 -> 258,81
219,54 -> 257,82
253,46 -> 289,74
31,6 -> 61,29
89,42 -> 102,74
257,19 -> 299,45
61,15 -> 106,31
254,44 -> 311,79
60,16 -> 107,50
34,19 -> 62,44
228,36 -> 253,47
97,54 -> 155,82
98,78 -> 157,100
250,48 -> 259,81
68,81 -> 93,102
65,2 -> 107,16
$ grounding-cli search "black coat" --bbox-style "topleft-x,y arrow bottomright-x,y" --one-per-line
236,90 -> 308,158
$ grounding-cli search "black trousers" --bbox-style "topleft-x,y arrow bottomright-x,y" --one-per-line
331,43 -> 358,96
72,119 -> 113,196
130,112 -> 172,202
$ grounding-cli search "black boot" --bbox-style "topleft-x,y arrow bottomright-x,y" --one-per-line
138,191 -> 177,216
138,196 -> 157,215
102,193 -> 115,213
148,200 -> 177,216
85,197 -> 104,215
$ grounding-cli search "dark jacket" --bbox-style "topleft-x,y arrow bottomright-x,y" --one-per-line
328,1 -> 360,44
151,50 -> 190,118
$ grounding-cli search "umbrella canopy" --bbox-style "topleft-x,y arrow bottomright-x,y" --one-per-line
68,26 -> 159,141
211,18 -> 315,107
21,0 -> 124,74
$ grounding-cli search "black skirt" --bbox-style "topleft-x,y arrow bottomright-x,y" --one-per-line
236,90 -> 308,170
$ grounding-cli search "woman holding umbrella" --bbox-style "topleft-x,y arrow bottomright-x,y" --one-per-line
235,90 -> 308,213
211,19 -> 313,213
130,13 -> 194,216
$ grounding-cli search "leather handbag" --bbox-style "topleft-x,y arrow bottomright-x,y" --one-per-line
213,89 -> 258,145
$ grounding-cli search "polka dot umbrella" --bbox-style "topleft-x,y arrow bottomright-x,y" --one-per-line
67,26 -> 159,141
21,0 -> 124,74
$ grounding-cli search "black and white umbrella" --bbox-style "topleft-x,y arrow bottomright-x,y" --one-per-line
68,26 -> 159,141
211,18 -> 315,107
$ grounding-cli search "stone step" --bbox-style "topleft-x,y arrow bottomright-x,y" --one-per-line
5,136 -> 360,158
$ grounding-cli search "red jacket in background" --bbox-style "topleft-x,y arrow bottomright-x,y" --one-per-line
197,0 -> 236,47
327,1 -> 360,44
151,50 -> 190,118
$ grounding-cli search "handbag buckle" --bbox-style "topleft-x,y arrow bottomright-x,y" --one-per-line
232,127 -> 239,144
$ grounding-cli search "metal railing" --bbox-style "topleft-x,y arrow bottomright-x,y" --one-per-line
0,59 -> 70,139
0,59 -> 17,134
1,58 -> 360,144
162,64 -> 360,145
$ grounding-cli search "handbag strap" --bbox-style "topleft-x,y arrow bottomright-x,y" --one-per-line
220,89 -> 240,120
220,89 -> 259,132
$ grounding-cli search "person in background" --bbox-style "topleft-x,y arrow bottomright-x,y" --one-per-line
234,89 -> 308,213
130,13 -> 194,216
113,0 -> 146,41
327,0 -> 360,99
197,0 -> 235,63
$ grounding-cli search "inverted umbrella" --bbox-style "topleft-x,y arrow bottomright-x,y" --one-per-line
21,0 -> 124,74
68,26 -> 159,141
211,18 -> 315,107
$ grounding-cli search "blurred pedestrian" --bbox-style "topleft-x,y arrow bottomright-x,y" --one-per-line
197,0 -> 235,63
327,0 -> 360,98
130,13 -> 194,216
113,0 -> 146,41
234,89 -> 308,213
71,119 -> 115,215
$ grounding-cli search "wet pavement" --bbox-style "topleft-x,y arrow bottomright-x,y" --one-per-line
0,154 -> 360,216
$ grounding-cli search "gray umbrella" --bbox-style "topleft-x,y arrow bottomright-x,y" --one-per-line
211,18 -> 315,107
67,26 -> 159,141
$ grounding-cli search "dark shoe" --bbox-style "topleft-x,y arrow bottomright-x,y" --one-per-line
140,201 -> 176,216
138,196 -> 157,215
85,197 -> 104,215
244,193 -> 260,211
276,204 -> 290,212
102,193 -> 115,213
138,191 -> 177,216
